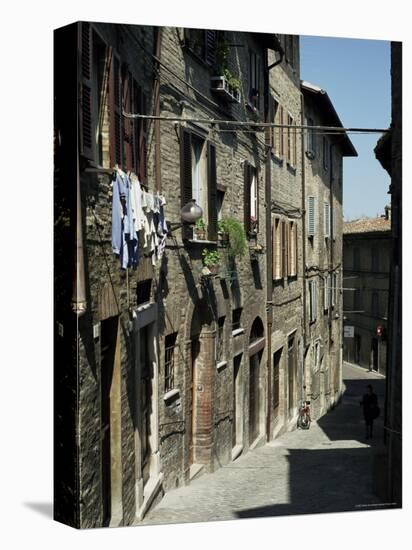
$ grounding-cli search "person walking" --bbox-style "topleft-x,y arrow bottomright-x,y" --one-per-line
360,384 -> 379,439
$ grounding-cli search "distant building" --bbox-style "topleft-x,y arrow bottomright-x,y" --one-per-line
342,210 -> 391,375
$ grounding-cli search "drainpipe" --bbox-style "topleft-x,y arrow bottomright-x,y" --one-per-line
265,43 -> 283,442
154,27 -> 162,192
300,92 -> 307,398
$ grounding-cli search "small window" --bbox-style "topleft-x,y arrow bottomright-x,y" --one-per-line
273,349 -> 282,411
371,248 -> 379,272
184,29 -> 217,66
309,279 -> 317,322
232,308 -> 242,332
306,117 -> 316,156
248,49 -> 260,110
136,279 -> 152,306
353,247 -> 360,270
371,292 -> 379,317
307,196 -> 316,238
217,316 -> 225,362
164,332 -> 178,392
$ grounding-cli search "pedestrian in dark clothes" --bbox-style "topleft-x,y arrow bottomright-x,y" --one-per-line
360,384 -> 379,439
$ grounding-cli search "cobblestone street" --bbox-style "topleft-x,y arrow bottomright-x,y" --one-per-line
141,362 -> 389,526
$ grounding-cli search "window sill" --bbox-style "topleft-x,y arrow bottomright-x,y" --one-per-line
216,360 -> 228,371
136,302 -> 154,313
271,152 -> 284,165
186,239 -> 217,245
163,388 -> 180,403
232,328 -> 245,337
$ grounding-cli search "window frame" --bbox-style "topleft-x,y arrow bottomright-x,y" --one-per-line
164,332 -> 178,393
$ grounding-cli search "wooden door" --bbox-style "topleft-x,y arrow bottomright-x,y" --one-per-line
232,355 -> 242,448
189,338 -> 200,465
249,353 -> 260,445
140,325 -> 152,487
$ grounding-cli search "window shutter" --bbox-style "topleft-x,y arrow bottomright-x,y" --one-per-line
324,275 -> 329,310
324,202 -> 330,238
333,207 -> 337,241
207,142 -> 218,240
286,222 -> 291,276
244,161 -> 251,234
255,168 -> 259,233
138,91 -> 147,184
282,107 -> 288,159
313,280 -> 318,321
109,52 -> 123,167
122,69 -> 133,171
289,222 -> 297,276
205,30 -> 217,66
268,96 -> 275,148
180,128 -> 192,240
308,196 -> 316,237
272,216 -> 277,279
79,22 -> 95,161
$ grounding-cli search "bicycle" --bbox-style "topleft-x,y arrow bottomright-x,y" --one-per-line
297,400 -> 311,429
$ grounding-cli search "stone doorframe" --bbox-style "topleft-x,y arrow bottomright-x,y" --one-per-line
133,303 -> 164,521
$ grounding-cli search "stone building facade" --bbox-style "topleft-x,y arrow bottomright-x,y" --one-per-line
301,82 -> 357,420
342,212 -> 391,375
54,22 -> 355,528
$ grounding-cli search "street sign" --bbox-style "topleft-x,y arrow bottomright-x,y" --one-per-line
344,325 -> 354,338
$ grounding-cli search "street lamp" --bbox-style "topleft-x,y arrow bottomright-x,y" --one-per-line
168,199 -> 203,231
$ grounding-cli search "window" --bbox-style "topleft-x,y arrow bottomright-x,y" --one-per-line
324,202 -> 330,239
309,279 -> 318,322
217,316 -> 225,362
273,104 -> 285,158
281,220 -> 289,278
180,129 -> 217,240
164,333 -> 178,392
273,349 -> 282,411
288,221 -> 298,277
371,248 -> 379,272
184,29 -> 217,66
248,49 -> 260,110
371,292 -> 379,317
232,308 -> 243,332
307,196 -> 316,237
323,136 -> 329,171
78,23 -> 147,178
136,279 -> 152,306
287,113 -> 297,167
353,247 -> 360,270
306,117 -> 316,156
272,216 -> 282,280
244,162 -> 258,234
217,189 -> 225,221
353,288 -> 362,311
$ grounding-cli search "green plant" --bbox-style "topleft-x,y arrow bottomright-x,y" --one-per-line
195,218 -> 206,230
218,218 -> 247,258
228,76 -> 240,91
202,248 -> 221,267
216,41 -> 229,74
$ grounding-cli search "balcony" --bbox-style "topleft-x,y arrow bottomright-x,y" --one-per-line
211,76 -> 241,104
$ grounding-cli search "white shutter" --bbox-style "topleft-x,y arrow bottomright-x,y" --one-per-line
324,202 -> 330,238
309,279 -> 317,322
308,196 -> 316,237
313,279 -> 318,321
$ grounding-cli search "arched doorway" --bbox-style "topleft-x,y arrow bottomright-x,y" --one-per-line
248,317 -> 265,446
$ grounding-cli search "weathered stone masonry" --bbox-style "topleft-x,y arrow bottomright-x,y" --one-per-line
54,23 -> 355,529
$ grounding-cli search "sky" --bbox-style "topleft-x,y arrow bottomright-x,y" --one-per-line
300,36 -> 391,221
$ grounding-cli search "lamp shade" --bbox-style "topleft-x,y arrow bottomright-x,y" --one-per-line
180,199 -> 203,223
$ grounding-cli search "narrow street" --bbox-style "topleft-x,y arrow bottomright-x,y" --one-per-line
141,363 -> 388,526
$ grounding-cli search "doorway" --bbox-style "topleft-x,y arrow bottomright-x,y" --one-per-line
100,316 -> 122,527
232,354 -> 242,450
288,334 -> 296,418
140,325 -> 153,487
249,350 -> 262,445
189,337 -> 200,465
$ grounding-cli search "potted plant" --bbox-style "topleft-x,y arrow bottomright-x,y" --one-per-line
202,249 -> 221,275
219,218 -> 247,259
194,218 -> 206,240
218,220 -> 229,244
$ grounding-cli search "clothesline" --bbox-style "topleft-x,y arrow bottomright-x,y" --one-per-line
111,166 -> 168,270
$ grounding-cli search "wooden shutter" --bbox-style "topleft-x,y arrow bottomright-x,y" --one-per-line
205,30 -> 217,66
79,22 -> 95,161
332,206 -> 337,241
308,196 -> 316,237
255,167 -> 259,233
324,275 -> 328,310
289,222 -> 297,277
109,52 -> 123,168
244,161 -> 251,234
282,108 -> 288,159
180,128 -> 192,240
207,142 -> 218,240
122,68 -> 133,171
272,216 -> 282,280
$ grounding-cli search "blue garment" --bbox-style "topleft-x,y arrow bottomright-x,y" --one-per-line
112,172 -> 139,269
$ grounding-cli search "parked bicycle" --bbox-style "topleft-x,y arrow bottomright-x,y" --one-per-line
297,400 -> 311,429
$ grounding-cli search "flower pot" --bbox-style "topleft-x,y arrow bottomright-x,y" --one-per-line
208,264 -> 220,275
194,229 -> 206,240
